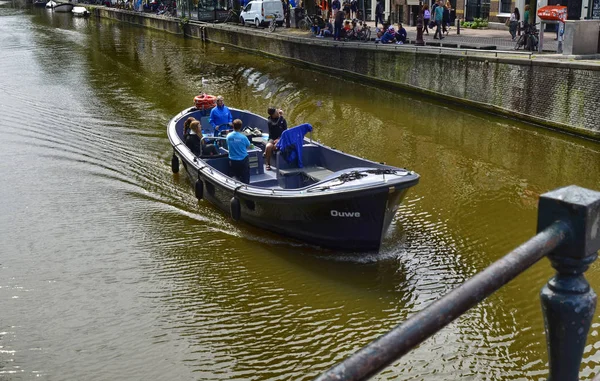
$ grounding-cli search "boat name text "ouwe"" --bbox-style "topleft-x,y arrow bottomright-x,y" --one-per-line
330,210 -> 361,218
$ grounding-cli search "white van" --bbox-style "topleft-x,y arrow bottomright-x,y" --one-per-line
240,0 -> 284,27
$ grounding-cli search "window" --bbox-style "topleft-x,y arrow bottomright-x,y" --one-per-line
500,0 -> 511,14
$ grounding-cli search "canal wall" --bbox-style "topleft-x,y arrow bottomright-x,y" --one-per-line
93,8 -> 600,140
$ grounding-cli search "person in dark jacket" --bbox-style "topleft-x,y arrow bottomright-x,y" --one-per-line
396,23 -> 407,43
186,120 -> 218,157
334,9 -> 345,40
331,0 -> 340,17
375,0 -> 384,28
442,3 -> 450,35
264,107 -> 288,170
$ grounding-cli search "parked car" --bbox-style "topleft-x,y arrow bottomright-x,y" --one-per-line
239,0 -> 284,27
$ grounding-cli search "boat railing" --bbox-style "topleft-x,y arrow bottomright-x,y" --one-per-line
314,185 -> 600,381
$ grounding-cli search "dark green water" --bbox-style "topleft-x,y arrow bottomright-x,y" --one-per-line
1,5 -> 600,380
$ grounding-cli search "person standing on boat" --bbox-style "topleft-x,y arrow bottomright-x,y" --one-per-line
226,119 -> 251,184
264,107 -> 287,171
209,95 -> 233,136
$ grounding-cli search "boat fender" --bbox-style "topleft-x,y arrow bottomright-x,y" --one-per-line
195,178 -> 204,199
171,153 -> 179,173
230,197 -> 241,221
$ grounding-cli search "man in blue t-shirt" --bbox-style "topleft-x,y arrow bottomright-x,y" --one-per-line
209,95 -> 233,135
226,119 -> 251,184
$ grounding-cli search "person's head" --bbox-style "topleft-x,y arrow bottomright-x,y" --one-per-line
184,116 -> 196,132
190,120 -> 200,133
514,7 -> 520,15
233,119 -> 242,131
423,4 -> 428,9
525,4 -> 529,10
268,107 -> 277,117
398,22 -> 403,29
216,95 -> 224,107
445,0 -> 450,7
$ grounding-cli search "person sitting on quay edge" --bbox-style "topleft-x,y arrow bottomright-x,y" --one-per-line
311,18 -> 321,35
265,107 -> 288,170
396,23 -> 407,44
209,95 -> 233,136
226,119 -> 251,184
316,19 -> 334,37
186,120 -> 219,157
380,25 -> 396,43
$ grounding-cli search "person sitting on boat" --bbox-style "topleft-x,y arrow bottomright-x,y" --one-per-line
209,95 -> 233,136
226,119 -> 251,184
186,121 -> 219,157
183,116 -> 196,140
264,107 -> 287,171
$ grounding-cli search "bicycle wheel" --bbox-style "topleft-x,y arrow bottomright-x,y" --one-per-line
514,34 -> 524,50
526,35 -> 535,51
298,19 -> 309,31
268,20 -> 276,32
362,29 -> 371,42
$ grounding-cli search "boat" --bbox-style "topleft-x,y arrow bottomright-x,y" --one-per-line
53,2 -> 74,12
72,6 -> 90,16
45,0 -> 56,7
33,0 -> 48,7
167,96 -> 420,251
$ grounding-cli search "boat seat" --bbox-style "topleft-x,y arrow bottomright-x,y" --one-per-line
278,167 -> 334,182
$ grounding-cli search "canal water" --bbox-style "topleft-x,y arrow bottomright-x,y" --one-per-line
1,5 -> 600,380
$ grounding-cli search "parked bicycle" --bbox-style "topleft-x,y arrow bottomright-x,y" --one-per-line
347,20 -> 371,42
223,8 -> 239,23
267,11 -> 282,32
514,23 -> 539,51
297,12 -> 314,31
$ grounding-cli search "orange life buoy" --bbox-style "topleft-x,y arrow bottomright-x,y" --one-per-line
194,94 -> 217,109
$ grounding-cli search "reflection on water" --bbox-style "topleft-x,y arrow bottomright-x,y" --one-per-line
0,5 -> 599,380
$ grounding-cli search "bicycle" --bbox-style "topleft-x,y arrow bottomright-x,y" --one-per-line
267,11 -> 282,32
514,23 -> 539,51
223,8 -> 239,24
297,12 -> 313,31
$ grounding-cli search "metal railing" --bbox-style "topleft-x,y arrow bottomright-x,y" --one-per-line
315,185 -> 600,381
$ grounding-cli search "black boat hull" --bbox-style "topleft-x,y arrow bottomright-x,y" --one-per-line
182,160 -> 411,251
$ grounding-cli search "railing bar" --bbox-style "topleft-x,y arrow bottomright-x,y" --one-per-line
314,220 -> 571,381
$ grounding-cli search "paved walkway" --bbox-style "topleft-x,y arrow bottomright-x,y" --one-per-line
273,20 -> 561,52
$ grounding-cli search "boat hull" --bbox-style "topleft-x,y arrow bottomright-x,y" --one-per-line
54,3 -> 74,12
181,157 -> 412,251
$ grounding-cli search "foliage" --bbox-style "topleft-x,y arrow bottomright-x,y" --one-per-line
461,18 -> 488,29
179,16 -> 189,30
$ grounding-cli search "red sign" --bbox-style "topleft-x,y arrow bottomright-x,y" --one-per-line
537,5 -> 567,21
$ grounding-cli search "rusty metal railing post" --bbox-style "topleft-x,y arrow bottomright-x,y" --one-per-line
538,185 -> 600,381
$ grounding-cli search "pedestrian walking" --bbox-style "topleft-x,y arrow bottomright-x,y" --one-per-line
442,1 -> 450,35
509,8 -> 518,40
331,0 -> 340,18
375,0 -> 384,28
433,0 -> 444,39
422,4 -> 430,34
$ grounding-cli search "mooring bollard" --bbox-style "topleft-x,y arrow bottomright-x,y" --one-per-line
538,185 -> 600,381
